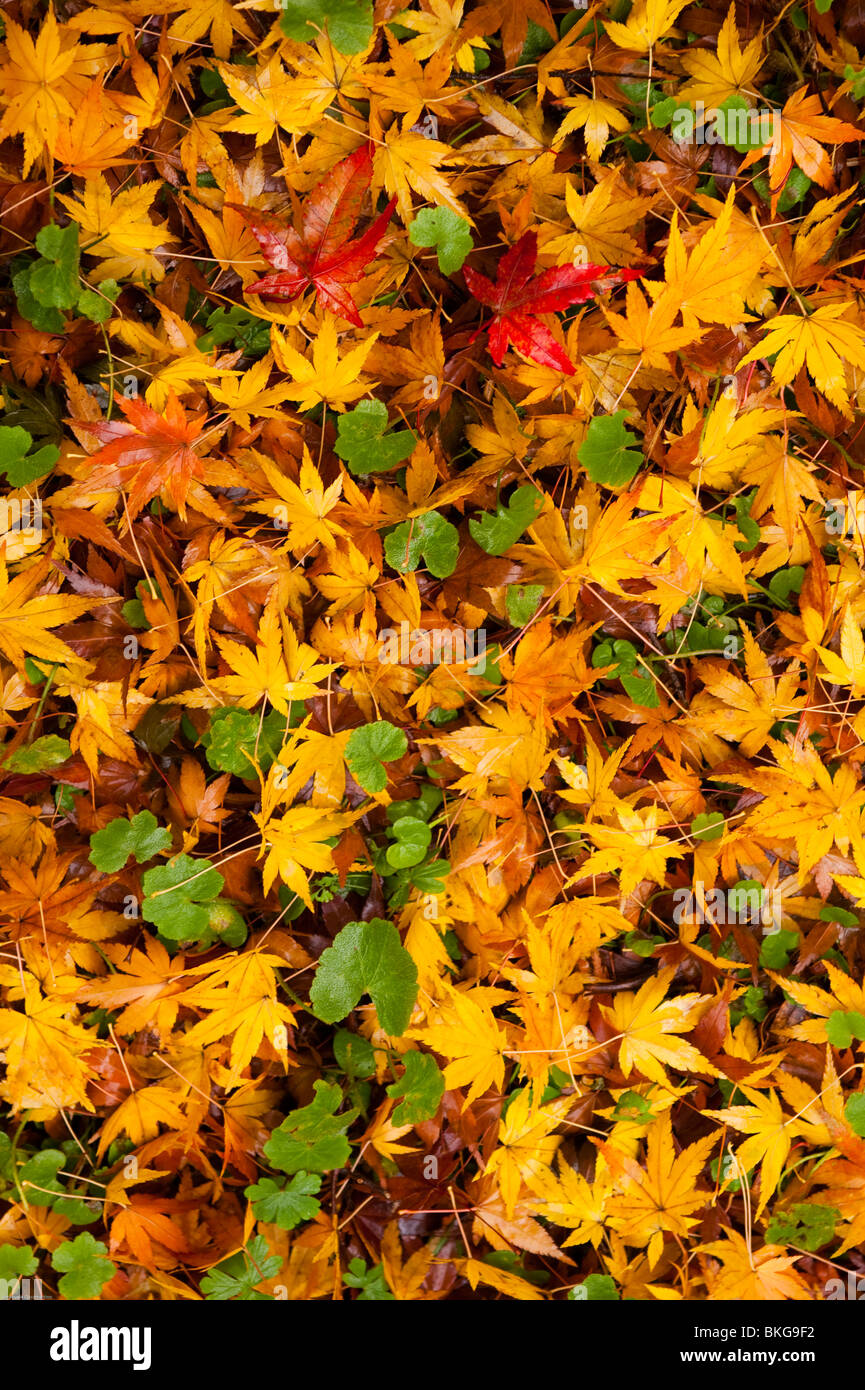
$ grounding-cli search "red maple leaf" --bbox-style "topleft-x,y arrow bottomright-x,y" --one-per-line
463,231 -> 640,374
235,143 -> 397,327
76,392 -> 208,521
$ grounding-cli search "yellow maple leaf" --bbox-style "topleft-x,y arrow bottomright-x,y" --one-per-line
361,1100 -> 418,1161
219,56 -> 328,144
742,435 -> 823,544
392,0 -> 487,70
0,973 -> 96,1115
380,1222 -> 444,1300
247,448 -> 345,552
181,952 -> 297,1084
814,605 -> 865,695
372,118 -> 469,224
545,170 -> 655,268
685,623 -> 804,756
209,354 -> 297,430
0,12 -> 93,174
529,1158 -> 611,1248
484,1088 -> 573,1217
97,1085 -> 188,1160
168,0 -> 255,59
699,1228 -> 813,1300
554,96 -> 630,162
600,967 -> 715,1088
210,590 -> 336,715
410,986 -> 508,1106
0,559 -> 94,672
312,542 -> 379,615
272,723 -> 351,808
256,805 -> 359,906
703,1084 -> 812,1216
580,804 -> 686,899
271,319 -> 378,410
603,281 -> 702,368
461,1257 -> 546,1299
648,191 -> 768,330
423,703 -> 552,793
554,734 -> 633,823
739,304 -> 865,419
58,175 -> 177,283
602,1113 -> 719,1266
605,0 -> 689,51
680,5 -> 765,107
767,960 -> 865,1047
72,936 -> 188,1039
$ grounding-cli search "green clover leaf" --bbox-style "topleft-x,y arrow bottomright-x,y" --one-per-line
89,810 -> 171,873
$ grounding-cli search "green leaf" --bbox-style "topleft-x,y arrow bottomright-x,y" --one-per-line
333,1028 -> 376,1079
409,857 -> 450,894
844,62 -> 865,100
384,510 -> 459,578
264,1080 -> 357,1175
650,97 -> 678,127
77,279 -> 120,325
0,1244 -> 37,1282
345,719 -> 407,793
592,638 -> 637,678
577,411 -> 643,487
310,917 -> 419,1035
765,1202 -> 839,1252
408,207 -> 474,274
19,1149 -> 66,1206
386,816 -> 431,869
717,94 -> 765,153
51,1233 -> 116,1300
623,929 -> 661,957
844,1092 -> 865,1136
691,811 -> 725,842
767,566 -> 805,604
30,223 -> 80,309
386,1050 -> 444,1125
814,0 -> 833,12
506,584 -> 544,626
122,598 -> 148,629
569,1273 -> 619,1301
279,0 -> 373,54
0,424 -> 59,486
343,1256 -> 394,1300
732,491 -> 760,551
13,264 -> 65,332
201,1236 -> 281,1300
334,399 -> 417,475
469,485 -> 544,556
141,854 -> 224,942
611,1090 -> 653,1124
825,1009 -> 865,1048
244,1173 -> 322,1229
759,928 -> 798,969
202,706 -> 290,776
819,904 -> 858,928
206,900 -> 247,948
89,810 -> 171,873
620,672 -> 659,708
198,305 -> 271,356
2,735 -> 70,774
